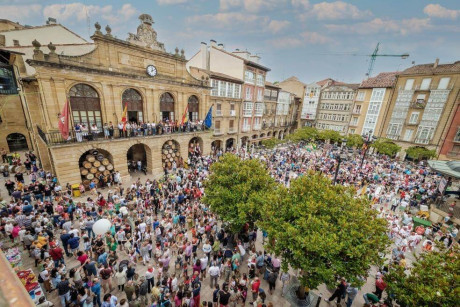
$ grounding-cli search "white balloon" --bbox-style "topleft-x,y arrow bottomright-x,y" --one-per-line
92,219 -> 112,235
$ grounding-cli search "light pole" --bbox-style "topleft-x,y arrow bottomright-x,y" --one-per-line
333,138 -> 348,184
360,130 -> 377,168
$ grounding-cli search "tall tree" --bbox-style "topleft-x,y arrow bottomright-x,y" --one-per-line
288,127 -> 319,143
318,129 -> 342,143
203,153 -> 276,233
405,146 -> 436,161
346,134 -> 364,148
260,172 -> 389,290
371,138 -> 401,157
385,244 -> 459,307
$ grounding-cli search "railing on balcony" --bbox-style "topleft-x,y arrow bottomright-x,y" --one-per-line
386,134 -> 400,140
228,128 -> 237,134
352,109 -> 361,115
349,122 -> 358,127
230,110 -> 236,117
253,124 -> 261,130
410,100 -> 426,109
405,120 -> 418,126
213,128 -> 222,135
414,138 -> 430,144
37,123 -> 209,146
216,110 -> 223,116
242,126 -> 251,132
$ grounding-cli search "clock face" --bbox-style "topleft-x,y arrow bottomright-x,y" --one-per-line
146,65 -> 157,77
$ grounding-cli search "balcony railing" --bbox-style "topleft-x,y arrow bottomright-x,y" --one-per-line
387,134 -> 400,140
242,126 -> 251,132
230,110 -> 236,117
216,110 -> 223,116
352,109 -> 361,115
349,122 -> 358,127
410,100 -> 426,109
405,121 -> 418,126
213,128 -> 222,135
228,128 -> 237,134
253,124 -> 261,130
37,123 -> 209,146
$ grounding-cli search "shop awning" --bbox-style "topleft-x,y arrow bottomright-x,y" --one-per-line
427,160 -> 460,179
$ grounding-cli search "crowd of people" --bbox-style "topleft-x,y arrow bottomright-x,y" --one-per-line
0,141 -> 458,307
72,120 -> 207,142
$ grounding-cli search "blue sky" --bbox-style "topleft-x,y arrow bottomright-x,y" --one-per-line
1,0 -> 459,83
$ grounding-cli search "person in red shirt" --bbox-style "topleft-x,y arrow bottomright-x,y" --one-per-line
77,251 -> 89,266
251,277 -> 261,302
49,243 -> 65,267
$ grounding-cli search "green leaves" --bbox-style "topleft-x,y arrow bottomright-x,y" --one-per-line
318,130 -> 342,143
203,153 -> 277,233
371,138 -> 401,157
261,138 -> 286,149
385,243 -> 460,307
405,146 -> 436,161
287,127 -> 319,143
345,134 -> 364,148
259,172 -> 390,289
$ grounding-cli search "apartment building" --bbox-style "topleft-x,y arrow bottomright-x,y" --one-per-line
316,82 -> 359,134
349,72 -> 397,136
264,82 -> 280,134
383,60 -> 460,157
188,67 -> 242,150
278,77 -> 305,128
187,40 -> 290,149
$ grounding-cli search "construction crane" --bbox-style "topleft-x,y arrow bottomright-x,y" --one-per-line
366,42 -> 409,77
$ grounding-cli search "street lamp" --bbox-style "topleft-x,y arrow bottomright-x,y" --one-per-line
333,138 -> 348,184
360,130 -> 377,168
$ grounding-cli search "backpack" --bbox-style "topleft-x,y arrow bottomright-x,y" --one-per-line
38,272 -> 44,283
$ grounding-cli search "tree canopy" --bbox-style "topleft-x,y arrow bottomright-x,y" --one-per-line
259,172 -> 390,289
261,137 -> 285,149
346,134 -> 364,148
385,244 -> 459,307
287,127 -> 319,143
371,138 -> 401,156
203,153 -> 276,233
405,146 -> 436,161
318,129 -> 342,143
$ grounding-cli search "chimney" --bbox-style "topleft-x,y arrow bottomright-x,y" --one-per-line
0,35 -> 5,47
200,42 -> 208,69
433,58 -> 439,69
13,39 -> 20,46
46,17 -> 57,25
217,43 -> 224,50
210,39 -> 217,48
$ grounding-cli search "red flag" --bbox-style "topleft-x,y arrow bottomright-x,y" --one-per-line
58,100 -> 70,139
121,102 -> 128,131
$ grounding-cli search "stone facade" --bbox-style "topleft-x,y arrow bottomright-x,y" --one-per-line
1,15 -> 215,184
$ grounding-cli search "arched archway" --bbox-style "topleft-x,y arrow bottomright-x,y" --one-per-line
69,84 -> 102,132
79,148 -> 113,188
267,131 -> 272,137
189,137 -> 203,157
122,88 -> 143,123
241,136 -> 249,148
273,131 -> 278,138
279,131 -> 284,139
225,138 -> 235,151
188,95 -> 199,122
260,133 -> 266,139
252,134 -> 258,140
127,143 -> 151,173
6,133 -> 28,151
162,140 -> 181,169
160,92 -> 175,121
211,140 -> 222,150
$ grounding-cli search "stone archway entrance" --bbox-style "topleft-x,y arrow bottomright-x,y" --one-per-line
161,140 -> 181,169
225,138 -> 235,152
189,137 -> 203,158
241,136 -> 249,148
211,140 -> 222,150
127,143 -> 151,174
6,133 -> 28,151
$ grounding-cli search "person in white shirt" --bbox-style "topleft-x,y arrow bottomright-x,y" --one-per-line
200,255 -> 208,279
208,262 -> 220,288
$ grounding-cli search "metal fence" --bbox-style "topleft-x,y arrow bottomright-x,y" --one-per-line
37,124 -> 209,146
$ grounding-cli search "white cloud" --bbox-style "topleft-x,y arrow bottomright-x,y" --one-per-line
187,12 -> 268,28
308,1 -> 372,20
268,31 -> 330,49
267,37 -> 303,49
43,3 -> 138,25
300,31 -> 331,44
325,17 -> 432,35
220,0 -> 242,11
424,4 -> 459,20
268,20 -> 290,34
291,0 -> 310,10
157,0 -> 189,5
0,4 -> 42,20
219,0 -> 287,13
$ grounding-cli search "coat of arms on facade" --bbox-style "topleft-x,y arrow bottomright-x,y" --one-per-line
128,14 -> 165,52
